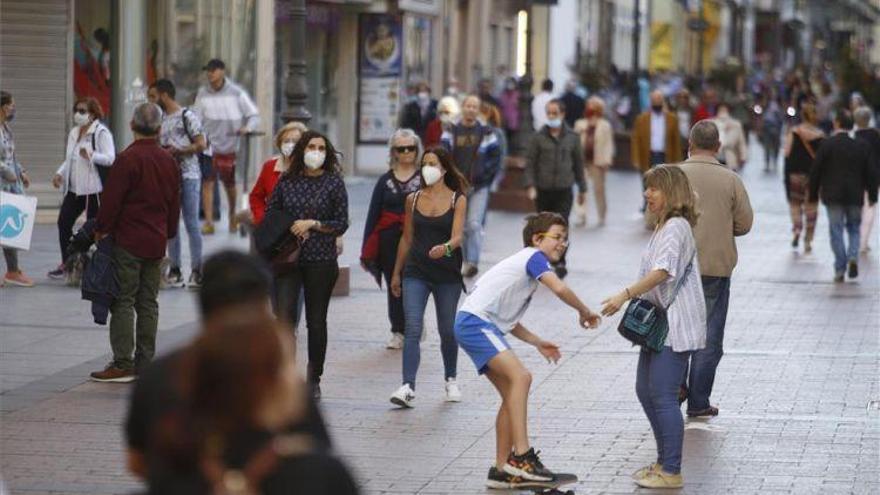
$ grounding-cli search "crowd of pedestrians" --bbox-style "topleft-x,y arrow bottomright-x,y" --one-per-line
1,56 -> 878,494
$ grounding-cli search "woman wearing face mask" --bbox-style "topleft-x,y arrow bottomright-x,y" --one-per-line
388,147 -> 469,408
361,129 -> 423,350
250,121 -> 308,226
574,96 -> 615,226
49,97 -> 116,279
265,130 -> 349,400
424,96 -> 460,148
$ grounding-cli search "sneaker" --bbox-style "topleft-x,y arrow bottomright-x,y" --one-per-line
201,223 -> 215,235
686,405 -> 719,418
3,271 -> 34,287
390,383 -> 415,408
386,332 -> 404,350
847,260 -> 858,279
834,272 -> 845,283
633,470 -> 683,489
804,239 -> 812,254
486,466 -> 518,489
164,268 -> 185,288
632,463 -> 661,480
791,233 -> 799,248
461,263 -> 478,278
187,270 -> 202,289
47,264 -> 65,279
89,364 -> 136,383
504,448 -> 555,482
445,378 -> 462,402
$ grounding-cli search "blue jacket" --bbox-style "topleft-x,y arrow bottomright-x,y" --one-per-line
73,220 -> 120,325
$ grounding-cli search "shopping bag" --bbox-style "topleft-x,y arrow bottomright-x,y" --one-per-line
0,192 -> 38,251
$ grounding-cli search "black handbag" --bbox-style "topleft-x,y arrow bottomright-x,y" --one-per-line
254,209 -> 300,274
618,254 -> 694,352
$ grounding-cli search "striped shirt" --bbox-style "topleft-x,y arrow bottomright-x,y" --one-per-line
639,217 -> 707,352
193,78 -> 259,155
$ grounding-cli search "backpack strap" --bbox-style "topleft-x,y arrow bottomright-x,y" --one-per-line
181,107 -> 195,144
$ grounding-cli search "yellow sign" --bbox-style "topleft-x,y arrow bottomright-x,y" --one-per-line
650,22 -> 673,71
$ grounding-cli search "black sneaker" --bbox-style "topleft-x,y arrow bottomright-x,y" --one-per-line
504,448 -> 555,482
486,466 -> 518,489
165,267 -> 184,288
47,264 -> 65,280
847,260 -> 858,279
187,270 -> 202,289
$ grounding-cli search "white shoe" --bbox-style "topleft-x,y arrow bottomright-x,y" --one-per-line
386,333 -> 404,350
445,378 -> 462,402
390,384 -> 415,408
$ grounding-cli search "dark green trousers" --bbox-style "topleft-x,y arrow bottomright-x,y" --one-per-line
109,246 -> 160,370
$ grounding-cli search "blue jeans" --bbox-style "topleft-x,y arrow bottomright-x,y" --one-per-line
636,346 -> 691,475
168,178 -> 203,271
826,204 -> 862,274
464,186 -> 491,265
402,277 -> 461,389
685,276 -> 730,412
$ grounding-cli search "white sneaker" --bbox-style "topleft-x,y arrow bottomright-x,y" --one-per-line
445,378 -> 462,402
390,384 -> 415,408
386,333 -> 404,350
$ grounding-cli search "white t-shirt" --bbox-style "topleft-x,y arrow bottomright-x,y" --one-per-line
650,111 -> 666,152
639,217 -> 707,352
460,247 -> 554,333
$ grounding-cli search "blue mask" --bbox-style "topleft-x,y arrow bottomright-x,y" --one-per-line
547,118 -> 562,129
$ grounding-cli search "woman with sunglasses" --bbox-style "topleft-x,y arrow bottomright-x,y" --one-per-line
388,146 -> 468,407
50,97 -> 116,279
361,129 -> 423,350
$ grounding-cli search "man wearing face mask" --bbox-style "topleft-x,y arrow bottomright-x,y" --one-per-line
148,79 -> 207,288
523,99 -> 586,278
399,81 -> 437,142
631,90 -> 683,218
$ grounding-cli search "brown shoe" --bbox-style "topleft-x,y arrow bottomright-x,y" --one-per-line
89,364 -> 136,383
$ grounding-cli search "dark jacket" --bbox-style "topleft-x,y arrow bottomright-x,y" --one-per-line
809,132 -> 878,206
72,220 -> 119,325
440,123 -> 502,189
95,138 -> 181,260
399,99 -> 437,140
523,125 -> 587,192
560,91 -> 585,128
855,128 -> 880,183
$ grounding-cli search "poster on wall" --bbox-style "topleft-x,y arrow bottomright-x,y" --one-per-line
358,13 -> 403,143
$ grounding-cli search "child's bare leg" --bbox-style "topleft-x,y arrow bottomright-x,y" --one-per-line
486,369 -> 512,468
486,351 -> 532,457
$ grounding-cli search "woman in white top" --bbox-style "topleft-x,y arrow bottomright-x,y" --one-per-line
600,165 -> 706,490
49,96 -> 116,278
573,96 -> 615,226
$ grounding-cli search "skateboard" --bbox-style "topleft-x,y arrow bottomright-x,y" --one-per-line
515,472 -> 578,494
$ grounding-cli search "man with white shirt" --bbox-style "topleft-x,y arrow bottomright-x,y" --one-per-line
531,79 -> 554,131
193,58 -> 260,234
631,90 -> 683,217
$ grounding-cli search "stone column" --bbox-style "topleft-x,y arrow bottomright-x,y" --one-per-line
110,0 -> 147,148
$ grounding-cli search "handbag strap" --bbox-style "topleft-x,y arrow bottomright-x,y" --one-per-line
664,250 -> 696,310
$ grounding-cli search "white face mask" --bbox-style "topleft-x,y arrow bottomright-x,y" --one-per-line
439,114 -> 452,125
73,112 -> 91,127
421,165 -> 443,186
304,150 -> 326,170
280,142 -> 296,157
418,91 -> 430,101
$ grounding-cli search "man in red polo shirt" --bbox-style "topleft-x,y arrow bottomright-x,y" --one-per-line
91,102 -> 181,382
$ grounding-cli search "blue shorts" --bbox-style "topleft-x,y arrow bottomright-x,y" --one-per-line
454,312 -> 511,374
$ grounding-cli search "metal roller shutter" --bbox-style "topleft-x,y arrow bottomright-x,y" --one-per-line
0,0 -> 71,206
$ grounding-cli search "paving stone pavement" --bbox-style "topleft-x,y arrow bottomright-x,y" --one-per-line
1,141 -> 878,494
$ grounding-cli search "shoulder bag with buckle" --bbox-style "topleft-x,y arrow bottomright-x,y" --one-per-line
254,209 -> 301,275
617,252 -> 695,352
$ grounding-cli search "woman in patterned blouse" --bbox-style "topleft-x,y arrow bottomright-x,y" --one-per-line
600,165 -> 706,490
265,130 -> 349,400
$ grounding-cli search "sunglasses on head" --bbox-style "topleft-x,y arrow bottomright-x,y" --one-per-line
394,146 -> 418,153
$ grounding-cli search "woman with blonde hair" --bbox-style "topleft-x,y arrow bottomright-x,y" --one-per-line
361,128 -> 423,349
574,96 -> 615,226
600,165 -> 706,489
783,102 -> 824,253
424,96 -> 460,147
250,121 -> 308,226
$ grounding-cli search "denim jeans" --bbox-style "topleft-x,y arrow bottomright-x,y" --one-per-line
636,346 -> 691,475
168,178 -> 203,271
826,204 -> 862,274
685,276 -> 730,412
401,277 -> 461,389
464,186 -> 491,265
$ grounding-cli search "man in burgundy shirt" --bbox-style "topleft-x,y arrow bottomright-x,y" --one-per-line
90,102 -> 181,382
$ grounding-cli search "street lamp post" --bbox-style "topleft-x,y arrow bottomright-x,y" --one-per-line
629,0 -> 640,127
281,0 -> 312,124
